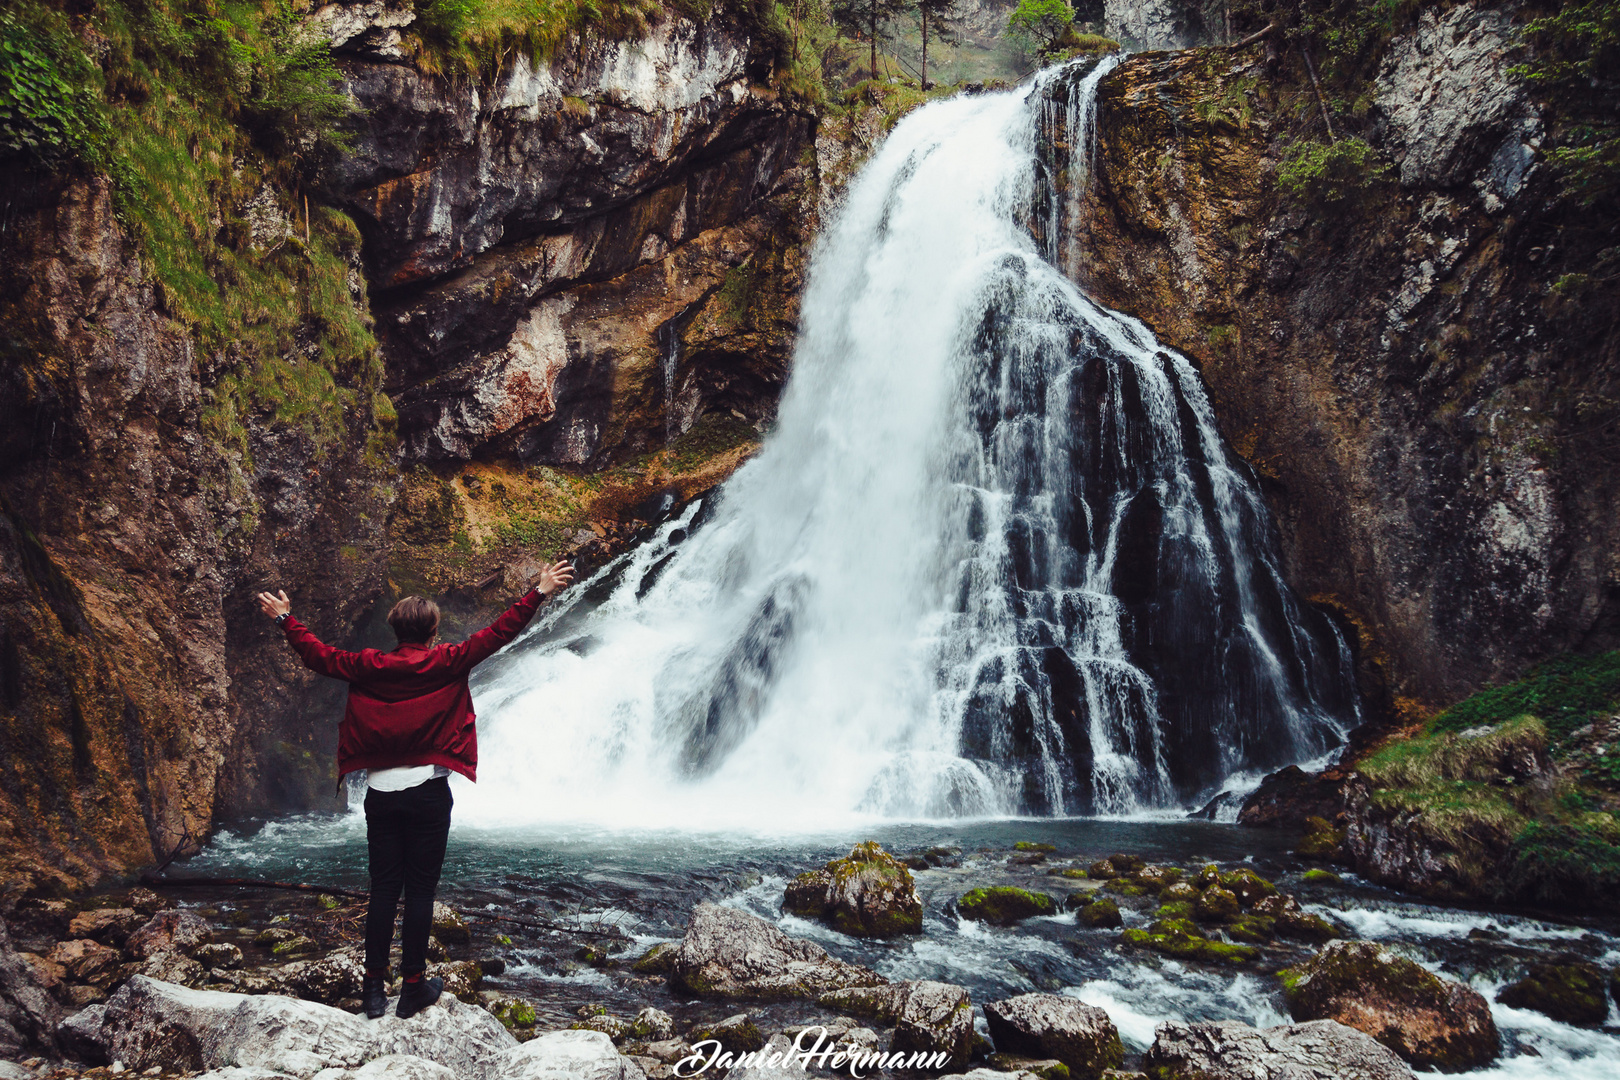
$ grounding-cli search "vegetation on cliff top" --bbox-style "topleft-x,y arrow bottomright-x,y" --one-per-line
1357,652 -> 1620,908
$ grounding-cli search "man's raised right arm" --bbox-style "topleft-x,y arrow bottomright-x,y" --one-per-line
257,589 -> 368,681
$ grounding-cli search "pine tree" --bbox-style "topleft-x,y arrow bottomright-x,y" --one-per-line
832,0 -> 914,81
914,0 -> 962,88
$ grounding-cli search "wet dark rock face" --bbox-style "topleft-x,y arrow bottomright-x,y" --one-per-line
323,11 -> 817,468
1055,3 -> 1620,720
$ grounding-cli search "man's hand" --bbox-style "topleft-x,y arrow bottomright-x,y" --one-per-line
257,590 -> 292,619
535,560 -> 575,597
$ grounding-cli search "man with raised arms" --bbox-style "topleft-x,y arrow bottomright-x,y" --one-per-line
257,559 -> 574,1019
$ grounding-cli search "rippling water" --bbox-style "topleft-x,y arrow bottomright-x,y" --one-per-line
189,814 -> 1620,1078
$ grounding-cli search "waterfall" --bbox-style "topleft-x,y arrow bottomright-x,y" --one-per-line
458,60 -> 1358,829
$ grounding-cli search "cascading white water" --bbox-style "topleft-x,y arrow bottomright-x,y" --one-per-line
457,59 -> 1358,829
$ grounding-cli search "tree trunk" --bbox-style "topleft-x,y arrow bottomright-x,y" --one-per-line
922,8 -> 929,88
871,7 -> 879,80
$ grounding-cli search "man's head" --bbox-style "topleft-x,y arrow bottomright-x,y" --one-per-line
387,596 -> 440,645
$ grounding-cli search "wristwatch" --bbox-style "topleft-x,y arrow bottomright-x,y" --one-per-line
275,612 -> 291,626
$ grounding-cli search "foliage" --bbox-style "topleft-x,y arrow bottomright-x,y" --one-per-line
1511,0 -> 1620,206
406,0 -> 663,78
0,4 -> 111,170
1006,0 -> 1074,52
1275,136 -> 1389,206
1429,649 -> 1620,743
830,0 -> 913,78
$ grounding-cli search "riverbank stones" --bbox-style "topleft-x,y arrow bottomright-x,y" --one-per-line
1144,1018 -> 1415,1079
984,993 -> 1124,1079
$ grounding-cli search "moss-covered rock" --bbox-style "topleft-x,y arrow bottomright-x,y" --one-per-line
1079,899 -> 1123,928
1194,885 -> 1241,923
1121,924 -> 1258,966
691,1013 -> 764,1054
1496,962 -> 1608,1026
1133,865 -> 1183,892
784,841 -> 924,936
1051,867 -> 1090,879
1297,815 -> 1349,860
1088,859 -> 1121,879
1225,914 -> 1277,943
1108,854 -> 1146,873
1218,869 -> 1278,907
1016,842 -> 1058,853
1153,901 -> 1195,921
631,941 -> 677,974
1301,869 -> 1343,884
487,995 -> 537,1032
958,886 -> 1056,925
1104,880 -> 1151,898
1281,940 -> 1498,1070
1277,910 -> 1342,943
1160,881 -> 1199,903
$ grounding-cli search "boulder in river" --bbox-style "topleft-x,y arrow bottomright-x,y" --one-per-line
669,903 -> 887,1001
1078,898 -> 1122,928
1144,1018 -> 1414,1079
1281,940 -> 1498,1070
956,887 -> 1055,924
431,903 -> 472,946
889,980 -> 975,1069
983,992 -> 1124,1079
784,842 -> 924,936
1496,961 -> 1609,1026
66,974 -> 518,1075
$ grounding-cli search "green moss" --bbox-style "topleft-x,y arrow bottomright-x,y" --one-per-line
1121,926 -> 1258,965
1050,867 -> 1089,879
1497,962 -> 1608,1026
1078,898 -> 1122,928
1154,901 -> 1194,921
1015,841 -> 1057,853
1103,880 -> 1150,898
958,886 -> 1055,924
1276,137 -> 1391,207
1226,914 -> 1277,943
631,941 -> 676,974
1429,650 -> 1620,743
1301,869 -> 1342,884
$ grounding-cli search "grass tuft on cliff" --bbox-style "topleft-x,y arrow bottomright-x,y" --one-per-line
1357,652 -> 1620,908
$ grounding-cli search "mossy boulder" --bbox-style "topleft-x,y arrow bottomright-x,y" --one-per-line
1301,869 -> 1342,884
431,902 -> 471,945
1281,940 -> 1499,1070
1160,881 -> 1199,903
1121,923 -> 1258,966
1051,867 -> 1090,879
1108,854 -> 1145,873
1218,869 -> 1278,907
957,886 -> 1056,925
631,941 -> 677,974
1103,880 -> 1150,898
1016,842 -> 1058,853
691,1013 -> 764,1054
1154,901 -> 1194,921
1296,815 -> 1348,860
1078,898 -> 1122,928
1133,865 -> 1183,892
1496,962 -> 1608,1026
785,841 -> 924,936
1087,859 -> 1120,879
1277,910 -> 1341,943
1194,885 -> 1241,923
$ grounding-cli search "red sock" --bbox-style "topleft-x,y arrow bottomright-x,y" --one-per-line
404,972 -> 423,984
365,969 -> 385,981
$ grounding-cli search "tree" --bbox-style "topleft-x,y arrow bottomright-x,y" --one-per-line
1006,0 -> 1074,56
832,0 -> 913,81
915,0 -> 962,88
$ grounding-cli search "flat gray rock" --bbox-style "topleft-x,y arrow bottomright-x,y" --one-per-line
77,976 -> 516,1078
984,992 -> 1124,1078
1144,1018 -> 1416,1080
721,1034 -> 811,1080
669,904 -> 887,1001
486,1030 -> 644,1080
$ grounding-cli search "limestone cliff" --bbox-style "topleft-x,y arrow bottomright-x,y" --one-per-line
1052,2 -> 1620,719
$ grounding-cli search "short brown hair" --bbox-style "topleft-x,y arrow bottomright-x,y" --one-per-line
387,596 -> 440,644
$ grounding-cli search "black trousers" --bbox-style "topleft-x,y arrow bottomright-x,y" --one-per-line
363,775 -> 452,978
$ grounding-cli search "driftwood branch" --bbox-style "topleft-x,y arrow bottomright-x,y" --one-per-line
142,873 -> 369,900
1227,23 -> 1277,50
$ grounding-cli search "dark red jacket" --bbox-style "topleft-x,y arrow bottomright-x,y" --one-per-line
282,590 -> 544,781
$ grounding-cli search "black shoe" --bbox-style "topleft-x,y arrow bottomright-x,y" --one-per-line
395,975 -> 444,1019
361,976 -> 388,1020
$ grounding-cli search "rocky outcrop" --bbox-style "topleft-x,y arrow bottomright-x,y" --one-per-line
1061,2 -> 1620,720
63,975 -> 533,1076
667,903 -> 887,1001
0,919 -> 60,1056
783,841 -> 924,937
1103,0 -> 1214,51
955,887 -> 1056,925
0,170 -> 392,891
1142,1018 -> 1415,1080
983,994 -> 1124,1079
319,5 -> 816,469
1281,941 -> 1498,1071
